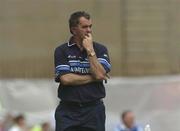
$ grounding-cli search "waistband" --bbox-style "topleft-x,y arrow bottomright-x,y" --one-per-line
60,99 -> 103,107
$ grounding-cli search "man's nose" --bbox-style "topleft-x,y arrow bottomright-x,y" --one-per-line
87,27 -> 92,33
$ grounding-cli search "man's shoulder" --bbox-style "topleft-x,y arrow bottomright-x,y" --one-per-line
113,123 -> 124,131
114,123 -> 144,131
54,42 -> 68,52
93,41 -> 107,50
136,124 -> 144,131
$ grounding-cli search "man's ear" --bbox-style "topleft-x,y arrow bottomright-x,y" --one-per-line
71,27 -> 76,35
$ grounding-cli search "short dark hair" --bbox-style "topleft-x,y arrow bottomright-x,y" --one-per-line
121,110 -> 132,120
69,11 -> 91,34
14,114 -> 24,123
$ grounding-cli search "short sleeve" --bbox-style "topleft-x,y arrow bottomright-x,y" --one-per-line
96,45 -> 111,73
54,46 -> 70,82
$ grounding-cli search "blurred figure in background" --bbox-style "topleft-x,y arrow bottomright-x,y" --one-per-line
8,114 -> 28,131
31,122 -> 51,131
30,125 -> 41,131
41,122 -> 50,131
114,110 -> 143,131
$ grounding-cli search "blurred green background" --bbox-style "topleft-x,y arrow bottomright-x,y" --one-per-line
0,0 -> 180,78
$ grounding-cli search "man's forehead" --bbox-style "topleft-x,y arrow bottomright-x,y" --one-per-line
126,112 -> 134,117
79,17 -> 92,25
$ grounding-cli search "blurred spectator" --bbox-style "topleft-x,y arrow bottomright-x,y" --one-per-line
30,125 -> 41,131
41,122 -> 50,131
30,122 -> 51,131
8,114 -> 28,131
114,110 -> 143,131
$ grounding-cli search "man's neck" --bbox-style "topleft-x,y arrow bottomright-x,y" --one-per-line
73,36 -> 84,51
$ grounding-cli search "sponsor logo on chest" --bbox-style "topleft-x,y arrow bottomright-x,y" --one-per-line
68,55 -> 90,74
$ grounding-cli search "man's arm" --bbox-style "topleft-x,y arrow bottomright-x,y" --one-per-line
83,34 -> 108,80
59,73 -> 96,86
87,51 -> 107,80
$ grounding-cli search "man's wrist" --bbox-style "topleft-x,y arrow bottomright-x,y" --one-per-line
86,48 -> 95,57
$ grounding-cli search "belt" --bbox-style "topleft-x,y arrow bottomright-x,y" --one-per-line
60,99 -> 103,107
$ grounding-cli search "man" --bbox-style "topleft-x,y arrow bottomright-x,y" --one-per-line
114,111 -> 143,131
54,11 -> 111,131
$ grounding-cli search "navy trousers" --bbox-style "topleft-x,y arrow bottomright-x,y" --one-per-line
55,100 -> 105,131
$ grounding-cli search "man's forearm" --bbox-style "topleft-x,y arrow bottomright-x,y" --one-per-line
87,51 -> 107,80
60,73 -> 96,86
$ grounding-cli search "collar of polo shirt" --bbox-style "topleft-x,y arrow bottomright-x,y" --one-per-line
67,36 -> 76,47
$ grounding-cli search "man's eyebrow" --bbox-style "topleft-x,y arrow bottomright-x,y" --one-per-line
82,24 -> 92,27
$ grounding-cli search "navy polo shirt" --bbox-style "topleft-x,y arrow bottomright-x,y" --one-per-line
54,40 -> 111,102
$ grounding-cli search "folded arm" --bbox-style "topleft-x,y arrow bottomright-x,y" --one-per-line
59,73 -> 96,86
87,51 -> 108,80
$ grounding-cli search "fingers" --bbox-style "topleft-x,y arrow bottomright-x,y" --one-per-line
105,73 -> 110,79
104,74 -> 110,83
84,33 -> 92,38
87,33 -> 92,38
82,33 -> 93,49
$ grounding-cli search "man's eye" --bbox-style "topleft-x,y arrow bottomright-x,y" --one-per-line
82,26 -> 88,28
82,25 -> 92,28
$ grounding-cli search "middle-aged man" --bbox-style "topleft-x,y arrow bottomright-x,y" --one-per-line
54,11 -> 111,131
